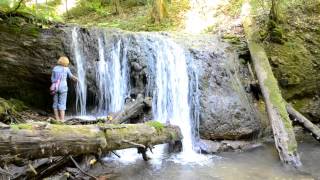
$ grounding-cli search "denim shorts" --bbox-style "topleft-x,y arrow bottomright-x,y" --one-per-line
53,91 -> 68,110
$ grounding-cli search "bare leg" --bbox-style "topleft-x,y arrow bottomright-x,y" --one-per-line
54,109 -> 60,120
59,110 -> 65,121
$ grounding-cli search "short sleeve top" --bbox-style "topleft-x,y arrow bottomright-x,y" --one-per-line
51,65 -> 73,92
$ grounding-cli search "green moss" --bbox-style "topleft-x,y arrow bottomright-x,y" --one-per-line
50,125 -> 95,136
49,119 -> 64,125
222,34 -> 241,44
265,37 -> 318,100
0,98 -> 12,115
10,123 -> 33,130
270,27 -> 284,44
264,76 -> 292,129
8,98 -> 28,112
248,41 -> 297,153
145,121 -> 164,132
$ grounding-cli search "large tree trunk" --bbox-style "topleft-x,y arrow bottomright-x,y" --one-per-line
243,1 -> 302,168
287,104 -> 320,141
0,122 -> 182,160
151,0 -> 168,23
111,0 -> 121,15
270,0 -> 283,23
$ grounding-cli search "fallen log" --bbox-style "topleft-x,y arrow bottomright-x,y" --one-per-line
108,95 -> 152,124
243,1 -> 302,168
0,122 -> 182,160
286,104 -> 320,141
64,96 -> 152,125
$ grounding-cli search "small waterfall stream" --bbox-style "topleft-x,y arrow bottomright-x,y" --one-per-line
72,27 -> 87,115
147,37 -> 200,158
95,33 -> 129,114
71,30 -> 204,163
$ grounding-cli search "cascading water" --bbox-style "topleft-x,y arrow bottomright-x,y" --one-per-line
146,36 -> 204,161
95,33 -> 129,114
72,27 -> 87,115
72,30 -> 204,163
96,35 -> 109,114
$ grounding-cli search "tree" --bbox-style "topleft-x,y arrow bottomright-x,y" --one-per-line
111,0 -> 121,15
270,0 -> 282,23
151,0 -> 168,23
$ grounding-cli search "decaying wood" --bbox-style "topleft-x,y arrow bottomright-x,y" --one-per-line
287,104 -> 320,141
243,1 -> 302,168
108,96 -> 152,124
0,122 -> 182,159
64,96 -> 152,125
69,155 -> 97,180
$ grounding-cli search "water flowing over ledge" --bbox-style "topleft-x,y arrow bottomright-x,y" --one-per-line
69,29 -> 205,159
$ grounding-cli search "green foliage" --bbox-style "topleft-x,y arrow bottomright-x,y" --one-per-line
67,0 -> 189,31
0,0 -> 189,31
8,98 -> 28,112
0,0 -> 63,22
223,0 -> 245,17
66,0 -> 106,18
10,123 -> 33,130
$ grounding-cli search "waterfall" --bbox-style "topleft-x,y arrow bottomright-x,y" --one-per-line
72,27 -> 87,115
95,33 -> 129,114
96,35 -> 109,114
72,30 -> 201,161
148,37 -> 198,156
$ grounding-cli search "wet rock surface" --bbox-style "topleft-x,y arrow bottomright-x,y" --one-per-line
198,139 -> 263,153
173,35 -> 261,140
0,21 -> 67,110
0,21 -> 261,139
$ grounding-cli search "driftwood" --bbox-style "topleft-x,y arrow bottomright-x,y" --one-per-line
0,122 -> 182,160
243,2 -> 302,168
286,104 -> 320,141
64,96 -> 152,125
108,96 -> 152,124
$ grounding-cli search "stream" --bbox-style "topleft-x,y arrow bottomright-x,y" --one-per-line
69,28 -> 319,179
87,137 -> 319,179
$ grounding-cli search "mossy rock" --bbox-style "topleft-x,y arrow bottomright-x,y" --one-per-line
8,98 -> 28,112
0,97 -> 27,124
270,27 -> 285,44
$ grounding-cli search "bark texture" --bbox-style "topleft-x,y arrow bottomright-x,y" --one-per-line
287,104 -> 320,141
243,2 -> 302,168
0,122 -> 182,159
108,96 -> 152,124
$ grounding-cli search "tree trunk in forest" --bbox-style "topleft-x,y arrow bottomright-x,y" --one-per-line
243,2 -> 302,168
0,122 -> 182,160
287,104 -> 320,141
151,0 -> 168,23
270,0 -> 281,22
112,0 -> 121,15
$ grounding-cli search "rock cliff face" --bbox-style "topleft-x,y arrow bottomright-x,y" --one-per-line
0,18 -> 260,140
0,20 -> 67,109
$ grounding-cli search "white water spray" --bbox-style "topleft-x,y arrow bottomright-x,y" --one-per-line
96,34 -> 129,114
72,27 -> 87,115
148,37 -> 205,162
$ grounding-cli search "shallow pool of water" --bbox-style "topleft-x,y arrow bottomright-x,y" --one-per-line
90,137 -> 319,180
